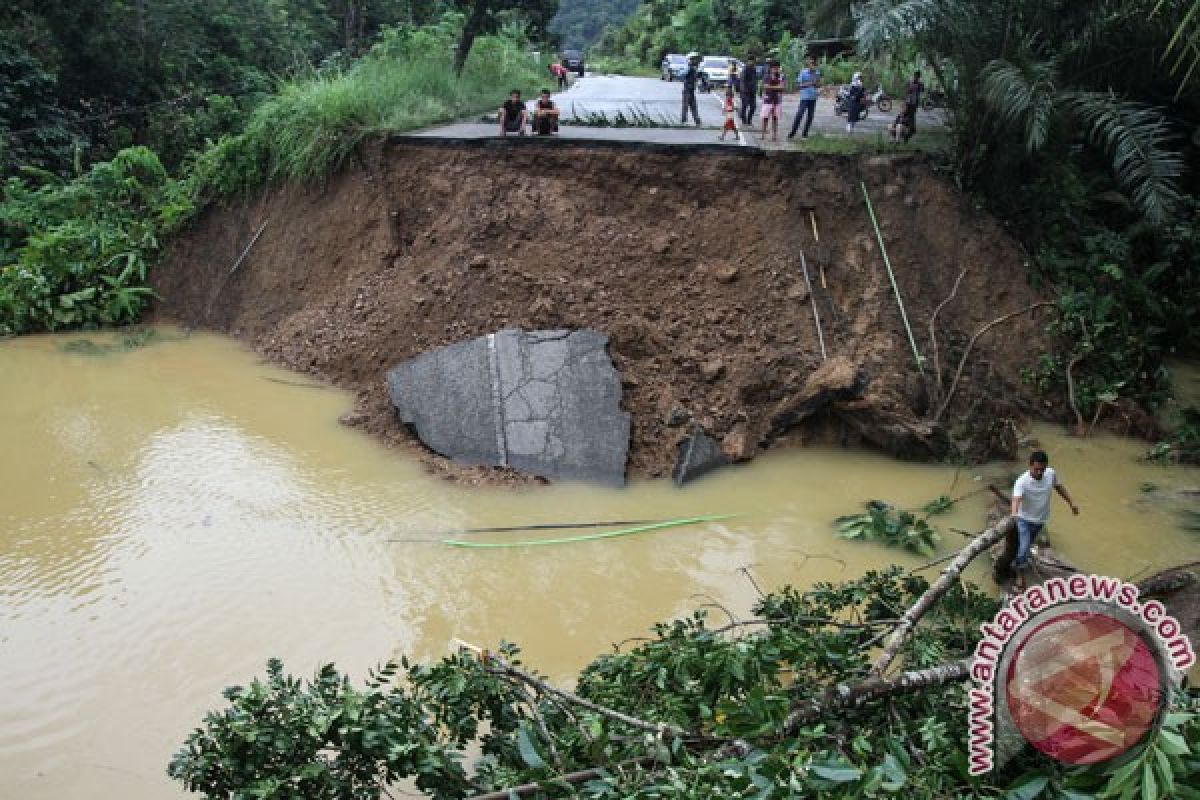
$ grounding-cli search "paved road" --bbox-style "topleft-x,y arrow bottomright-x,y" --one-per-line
553,73 -> 725,127
413,73 -> 944,148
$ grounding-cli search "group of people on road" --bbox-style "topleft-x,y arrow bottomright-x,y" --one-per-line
498,88 -> 559,137
681,50 -> 927,143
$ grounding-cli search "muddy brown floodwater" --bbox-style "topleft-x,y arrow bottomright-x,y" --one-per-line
1,330 -> 1198,799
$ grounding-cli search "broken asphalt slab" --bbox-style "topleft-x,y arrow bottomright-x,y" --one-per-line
387,329 -> 631,486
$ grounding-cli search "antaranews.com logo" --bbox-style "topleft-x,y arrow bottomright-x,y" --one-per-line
968,574 -> 1196,774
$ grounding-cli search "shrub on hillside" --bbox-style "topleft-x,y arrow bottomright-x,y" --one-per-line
187,15 -> 547,200
0,146 -> 191,335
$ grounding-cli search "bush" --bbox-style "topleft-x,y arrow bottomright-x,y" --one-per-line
0,146 -> 191,334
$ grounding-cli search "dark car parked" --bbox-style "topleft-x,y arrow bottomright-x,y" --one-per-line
561,49 -> 585,76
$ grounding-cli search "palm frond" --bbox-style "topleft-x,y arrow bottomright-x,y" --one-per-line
1062,91 -> 1183,226
980,58 -> 1059,154
1156,0 -> 1200,96
854,0 -> 960,55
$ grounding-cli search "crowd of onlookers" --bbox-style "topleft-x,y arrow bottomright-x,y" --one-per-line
498,53 -> 928,143
683,52 -> 926,143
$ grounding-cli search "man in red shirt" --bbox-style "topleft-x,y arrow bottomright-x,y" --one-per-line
759,61 -> 786,142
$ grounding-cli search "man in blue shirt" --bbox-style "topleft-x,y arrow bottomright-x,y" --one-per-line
788,56 -> 821,139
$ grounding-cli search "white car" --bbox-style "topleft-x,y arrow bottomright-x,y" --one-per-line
699,56 -> 741,86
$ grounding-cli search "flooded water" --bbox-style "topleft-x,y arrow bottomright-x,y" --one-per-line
2,330 -> 1198,799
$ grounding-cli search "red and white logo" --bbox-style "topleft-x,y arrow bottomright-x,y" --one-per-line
967,575 -> 1194,775
1005,611 -> 1163,765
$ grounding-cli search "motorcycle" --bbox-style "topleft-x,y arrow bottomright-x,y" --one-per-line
871,85 -> 893,113
833,85 -> 869,120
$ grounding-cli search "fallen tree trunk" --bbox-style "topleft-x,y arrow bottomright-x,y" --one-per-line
870,521 -> 1010,677
782,659 -> 970,736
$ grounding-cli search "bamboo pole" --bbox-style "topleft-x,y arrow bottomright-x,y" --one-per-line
861,183 -> 923,375
799,249 -> 827,361
809,211 -> 825,288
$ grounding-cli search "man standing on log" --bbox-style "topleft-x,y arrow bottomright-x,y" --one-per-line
1011,450 -> 1079,570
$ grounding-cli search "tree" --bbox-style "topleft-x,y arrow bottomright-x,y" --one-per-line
453,0 -> 558,73
548,0 -> 641,50
0,32 -> 76,175
854,0 -> 1184,226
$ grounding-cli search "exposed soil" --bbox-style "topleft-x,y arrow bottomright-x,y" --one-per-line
154,138 -> 1064,484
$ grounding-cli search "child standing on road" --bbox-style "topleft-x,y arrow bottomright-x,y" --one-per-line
760,61 -> 786,142
719,86 -> 738,140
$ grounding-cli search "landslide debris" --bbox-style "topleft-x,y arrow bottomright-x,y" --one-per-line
154,139 -> 1055,484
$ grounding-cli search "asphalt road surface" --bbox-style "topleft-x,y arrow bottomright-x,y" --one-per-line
414,73 -> 944,148
555,73 -> 943,140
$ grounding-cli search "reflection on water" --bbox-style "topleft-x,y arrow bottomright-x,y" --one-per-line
1,330 -> 1198,799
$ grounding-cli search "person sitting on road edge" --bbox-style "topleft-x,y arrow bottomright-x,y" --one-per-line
681,53 -> 702,126
499,89 -> 527,137
1010,450 -> 1080,572
532,89 -> 559,135
889,101 -> 916,143
760,61 -> 786,142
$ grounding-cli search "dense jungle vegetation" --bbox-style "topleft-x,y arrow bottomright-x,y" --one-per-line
0,0 -> 554,336
3,2 -> 1200,797
548,0 -> 641,50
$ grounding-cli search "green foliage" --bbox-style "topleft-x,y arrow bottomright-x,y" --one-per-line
0,32 -> 78,176
1019,188 -> 1200,415
187,14 -> 547,199
854,0 -> 1186,227
167,654 -> 510,799
0,146 -> 191,334
584,53 -> 659,76
0,1 -> 452,174
834,499 -> 943,555
597,0 -> 818,68
848,0 -> 1199,412
549,0 -> 642,50
1150,406 -> 1200,463
174,568 -> 1057,798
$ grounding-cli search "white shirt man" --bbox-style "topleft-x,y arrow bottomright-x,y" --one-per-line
1010,451 -> 1079,569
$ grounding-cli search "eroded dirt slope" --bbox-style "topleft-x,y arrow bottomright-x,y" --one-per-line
155,139 -> 1058,482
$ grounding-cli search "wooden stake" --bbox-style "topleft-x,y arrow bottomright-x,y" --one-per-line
809,211 -> 826,288
799,249 -> 827,361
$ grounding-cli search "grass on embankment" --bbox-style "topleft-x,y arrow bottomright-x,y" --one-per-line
189,28 -> 549,198
782,129 -> 953,156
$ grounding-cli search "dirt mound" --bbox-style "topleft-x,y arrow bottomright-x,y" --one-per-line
154,139 -> 1056,483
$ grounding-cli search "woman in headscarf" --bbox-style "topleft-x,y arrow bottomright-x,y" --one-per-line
845,72 -> 866,133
